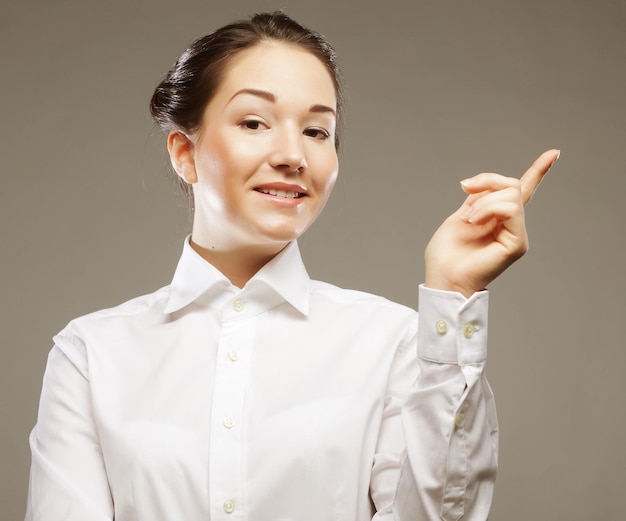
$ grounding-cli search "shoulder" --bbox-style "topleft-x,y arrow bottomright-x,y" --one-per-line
53,285 -> 171,351
311,279 -> 414,312
309,280 -> 418,338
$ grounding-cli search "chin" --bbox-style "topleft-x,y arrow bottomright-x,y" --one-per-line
253,224 -> 307,246
259,230 -> 301,245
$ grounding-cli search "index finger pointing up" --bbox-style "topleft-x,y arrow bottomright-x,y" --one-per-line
520,149 -> 560,205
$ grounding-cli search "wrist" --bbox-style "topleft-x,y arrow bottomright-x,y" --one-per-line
424,273 -> 478,299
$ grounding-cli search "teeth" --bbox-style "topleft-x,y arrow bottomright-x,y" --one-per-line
259,188 -> 301,198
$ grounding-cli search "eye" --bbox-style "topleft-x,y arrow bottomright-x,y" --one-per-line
303,127 -> 331,140
239,118 -> 268,131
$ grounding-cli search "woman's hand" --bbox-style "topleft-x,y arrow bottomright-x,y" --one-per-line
424,149 -> 560,298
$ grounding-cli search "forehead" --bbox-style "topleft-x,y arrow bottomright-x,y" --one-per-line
212,41 -> 337,110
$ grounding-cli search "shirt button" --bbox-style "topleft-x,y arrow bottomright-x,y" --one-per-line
455,414 -> 464,428
435,319 -> 448,335
233,299 -> 245,312
223,500 -> 235,514
223,417 -> 235,429
228,350 -> 239,362
463,322 -> 476,338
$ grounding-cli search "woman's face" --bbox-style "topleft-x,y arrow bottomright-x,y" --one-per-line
171,41 -> 339,254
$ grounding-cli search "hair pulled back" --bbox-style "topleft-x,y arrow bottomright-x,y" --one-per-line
150,11 -> 344,148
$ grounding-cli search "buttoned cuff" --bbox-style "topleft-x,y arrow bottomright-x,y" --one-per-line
417,284 -> 489,366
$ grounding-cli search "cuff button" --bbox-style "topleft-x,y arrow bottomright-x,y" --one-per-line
435,319 -> 448,335
463,322 -> 476,339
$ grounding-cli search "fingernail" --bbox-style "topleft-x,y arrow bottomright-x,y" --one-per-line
550,150 -> 561,168
460,178 -> 476,188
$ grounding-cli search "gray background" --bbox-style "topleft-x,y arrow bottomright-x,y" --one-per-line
2,0 -> 625,519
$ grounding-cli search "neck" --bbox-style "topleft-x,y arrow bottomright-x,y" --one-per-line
189,237 -> 288,288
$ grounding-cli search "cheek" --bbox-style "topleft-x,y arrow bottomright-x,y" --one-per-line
317,154 -> 339,200
217,124 -> 269,156
305,155 -> 338,227
195,134 -> 247,186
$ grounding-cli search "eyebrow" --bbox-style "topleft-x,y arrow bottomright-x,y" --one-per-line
229,88 -> 336,117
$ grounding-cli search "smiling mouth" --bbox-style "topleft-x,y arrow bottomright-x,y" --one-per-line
254,188 -> 305,199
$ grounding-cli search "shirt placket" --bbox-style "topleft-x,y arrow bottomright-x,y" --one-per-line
209,296 -> 256,520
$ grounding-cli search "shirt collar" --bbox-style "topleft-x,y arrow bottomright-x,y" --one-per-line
164,237 -> 310,316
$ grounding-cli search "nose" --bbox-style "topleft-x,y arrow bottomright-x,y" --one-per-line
269,126 -> 308,173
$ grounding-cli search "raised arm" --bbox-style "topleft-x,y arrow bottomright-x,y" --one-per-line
382,150 -> 559,520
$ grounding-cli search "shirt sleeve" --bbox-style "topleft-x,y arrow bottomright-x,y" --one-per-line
25,332 -> 114,521
374,285 -> 498,520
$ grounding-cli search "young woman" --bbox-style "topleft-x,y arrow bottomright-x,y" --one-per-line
25,12 -> 559,521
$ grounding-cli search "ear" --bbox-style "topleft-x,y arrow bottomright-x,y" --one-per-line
167,131 -> 198,184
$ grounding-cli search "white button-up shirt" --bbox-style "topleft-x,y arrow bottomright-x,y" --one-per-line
26,239 -> 497,521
